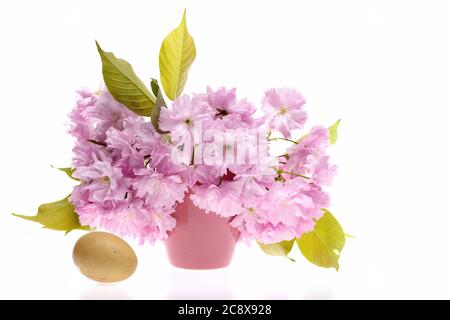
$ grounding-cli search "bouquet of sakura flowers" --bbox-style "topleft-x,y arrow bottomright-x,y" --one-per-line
15,11 -> 346,270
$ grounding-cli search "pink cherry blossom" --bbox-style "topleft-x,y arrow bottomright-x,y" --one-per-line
159,94 -> 213,140
75,199 -> 176,244
72,151 -> 129,202
68,88 -> 97,141
262,87 -> 307,138
68,86 -> 337,245
190,183 -> 245,217
231,177 -> 329,243
206,86 -> 237,112
87,91 -> 137,141
283,126 -> 336,185
206,87 -> 256,118
133,170 -> 187,210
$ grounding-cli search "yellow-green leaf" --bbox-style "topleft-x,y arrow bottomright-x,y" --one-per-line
258,239 -> 295,259
297,119 -> 341,144
96,41 -> 156,116
12,196 -> 90,234
328,119 -> 341,144
51,165 -> 78,181
297,209 -> 345,270
159,10 -> 196,100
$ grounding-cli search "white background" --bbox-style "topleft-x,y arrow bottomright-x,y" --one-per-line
0,0 -> 449,299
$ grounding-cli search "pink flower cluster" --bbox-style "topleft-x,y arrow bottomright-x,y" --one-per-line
68,86 -> 336,244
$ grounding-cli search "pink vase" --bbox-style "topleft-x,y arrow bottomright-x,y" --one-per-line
165,194 -> 240,270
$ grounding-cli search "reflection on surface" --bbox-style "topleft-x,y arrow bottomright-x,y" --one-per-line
303,287 -> 335,300
167,267 -> 233,299
80,284 -> 132,300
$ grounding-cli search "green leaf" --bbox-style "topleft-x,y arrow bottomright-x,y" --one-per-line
150,78 -> 160,97
96,41 -> 156,116
296,119 -> 341,144
51,165 -> 78,181
159,9 -> 196,100
258,239 -> 295,258
12,196 -> 90,234
150,79 -> 167,134
297,209 -> 345,270
328,119 -> 341,145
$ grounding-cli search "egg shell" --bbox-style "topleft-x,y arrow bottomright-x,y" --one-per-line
73,231 -> 137,283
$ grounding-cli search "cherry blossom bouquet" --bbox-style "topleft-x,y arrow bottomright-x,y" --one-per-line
15,11 -> 346,269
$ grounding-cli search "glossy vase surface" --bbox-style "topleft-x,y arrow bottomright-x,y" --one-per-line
165,194 -> 239,270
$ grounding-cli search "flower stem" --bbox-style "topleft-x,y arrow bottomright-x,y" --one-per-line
268,137 -> 298,144
279,170 -> 310,180
87,139 -> 107,147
